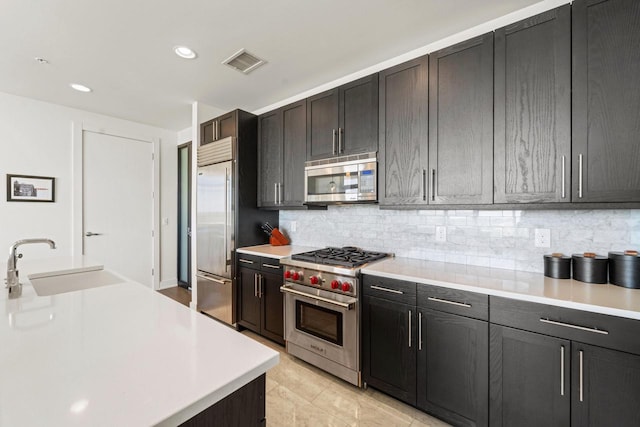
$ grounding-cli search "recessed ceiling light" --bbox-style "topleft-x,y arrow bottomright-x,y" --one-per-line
70,83 -> 92,93
174,46 -> 197,59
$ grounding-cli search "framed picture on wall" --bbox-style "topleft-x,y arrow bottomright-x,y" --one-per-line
6,174 -> 55,202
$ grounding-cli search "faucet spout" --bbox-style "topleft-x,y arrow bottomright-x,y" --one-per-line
6,238 -> 57,299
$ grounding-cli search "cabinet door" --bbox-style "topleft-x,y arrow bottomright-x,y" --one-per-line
259,271 -> 285,345
362,295 -> 416,405
282,100 -> 307,206
339,74 -> 378,156
572,0 -> 640,202
379,56 -> 429,206
307,89 -> 339,160
489,325 -> 570,427
494,6 -> 571,203
237,268 -> 260,332
572,343 -> 640,426
217,111 -> 237,140
201,120 -> 214,145
417,309 -> 488,427
257,110 -> 282,207
428,33 -> 493,205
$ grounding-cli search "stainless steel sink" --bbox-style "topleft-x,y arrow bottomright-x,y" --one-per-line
28,269 -> 125,296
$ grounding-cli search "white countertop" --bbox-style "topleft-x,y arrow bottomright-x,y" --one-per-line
361,257 -> 640,320
1,257 -> 279,426
236,244 -> 319,259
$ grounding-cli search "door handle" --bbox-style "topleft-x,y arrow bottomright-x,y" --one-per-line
338,127 -> 343,153
332,129 -> 337,155
408,310 -> 412,348
85,232 -> 103,237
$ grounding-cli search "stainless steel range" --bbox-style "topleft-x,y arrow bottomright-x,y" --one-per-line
280,247 -> 391,386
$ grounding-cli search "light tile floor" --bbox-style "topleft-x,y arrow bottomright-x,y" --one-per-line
242,331 -> 452,427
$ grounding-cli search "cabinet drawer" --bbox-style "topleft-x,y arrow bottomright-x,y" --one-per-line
490,296 -> 640,355
236,254 -> 262,269
259,258 -> 283,274
362,275 -> 416,305
418,284 -> 488,321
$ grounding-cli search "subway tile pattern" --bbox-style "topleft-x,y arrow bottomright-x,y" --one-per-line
280,207 -> 640,273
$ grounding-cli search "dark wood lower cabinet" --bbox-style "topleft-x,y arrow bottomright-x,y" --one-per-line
572,343 -> 640,427
237,259 -> 285,346
418,309 -> 488,427
180,374 -> 265,426
489,325 -> 570,427
260,270 -> 285,345
362,295 -> 416,405
238,267 -> 261,332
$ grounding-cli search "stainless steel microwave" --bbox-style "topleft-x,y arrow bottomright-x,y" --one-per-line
304,152 -> 377,203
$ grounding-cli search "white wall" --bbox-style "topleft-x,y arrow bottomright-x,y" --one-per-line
0,91 -> 178,286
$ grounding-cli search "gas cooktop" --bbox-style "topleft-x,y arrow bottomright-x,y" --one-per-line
291,246 -> 390,268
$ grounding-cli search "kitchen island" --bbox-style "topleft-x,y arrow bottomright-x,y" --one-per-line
0,257 -> 278,426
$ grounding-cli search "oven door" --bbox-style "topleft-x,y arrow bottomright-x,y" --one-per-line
281,283 -> 358,370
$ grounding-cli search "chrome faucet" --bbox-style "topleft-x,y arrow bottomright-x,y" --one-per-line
6,239 -> 56,299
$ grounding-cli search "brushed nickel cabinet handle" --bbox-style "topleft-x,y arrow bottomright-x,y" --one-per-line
422,169 -> 427,201
262,263 -> 281,269
560,345 -> 565,396
418,312 -> 423,351
427,296 -> 471,308
561,156 -> 566,199
370,285 -> 403,294
239,259 -> 254,265
332,129 -> 337,155
274,183 -> 278,204
408,310 -> 412,348
578,154 -> 584,198
431,169 -> 436,201
540,318 -> 608,335
579,350 -> 584,402
338,127 -> 343,153
254,274 -> 258,297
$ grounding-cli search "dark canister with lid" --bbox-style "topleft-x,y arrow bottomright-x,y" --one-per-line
544,253 -> 572,279
572,252 -> 608,284
608,250 -> 640,289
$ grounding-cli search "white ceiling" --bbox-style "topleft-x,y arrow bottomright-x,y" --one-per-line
1,0 -> 543,131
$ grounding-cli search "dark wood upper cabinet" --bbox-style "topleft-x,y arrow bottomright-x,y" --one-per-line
306,74 -> 378,160
339,74 -> 378,156
307,89 -> 339,160
379,56 -> 429,206
429,33 -> 494,205
572,0 -> 640,202
201,110 -> 237,145
258,110 -> 282,207
494,6 -> 571,204
281,100 -> 307,206
258,100 -> 307,208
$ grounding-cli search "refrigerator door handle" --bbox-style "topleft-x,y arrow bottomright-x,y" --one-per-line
224,167 -> 230,272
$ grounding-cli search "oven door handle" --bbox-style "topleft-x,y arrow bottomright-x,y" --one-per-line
280,285 -> 356,310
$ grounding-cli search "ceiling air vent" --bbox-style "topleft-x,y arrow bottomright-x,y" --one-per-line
222,49 -> 266,74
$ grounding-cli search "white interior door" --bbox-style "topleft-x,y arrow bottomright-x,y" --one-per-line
83,131 -> 154,287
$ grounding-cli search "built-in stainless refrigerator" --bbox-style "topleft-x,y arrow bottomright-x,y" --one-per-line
194,110 -> 279,327
196,137 -> 234,325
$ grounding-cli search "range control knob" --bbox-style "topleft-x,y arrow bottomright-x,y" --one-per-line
310,276 -> 319,285
284,270 -> 292,279
330,280 -> 340,290
341,282 -> 352,292
292,271 -> 300,281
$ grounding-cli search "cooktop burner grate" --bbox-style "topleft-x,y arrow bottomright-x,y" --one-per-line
292,246 -> 389,268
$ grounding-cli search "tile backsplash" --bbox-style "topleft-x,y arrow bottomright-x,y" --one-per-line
279,207 -> 640,273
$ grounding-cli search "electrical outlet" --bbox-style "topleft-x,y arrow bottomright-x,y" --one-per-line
535,228 -> 551,248
435,226 -> 447,242
290,221 -> 297,232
